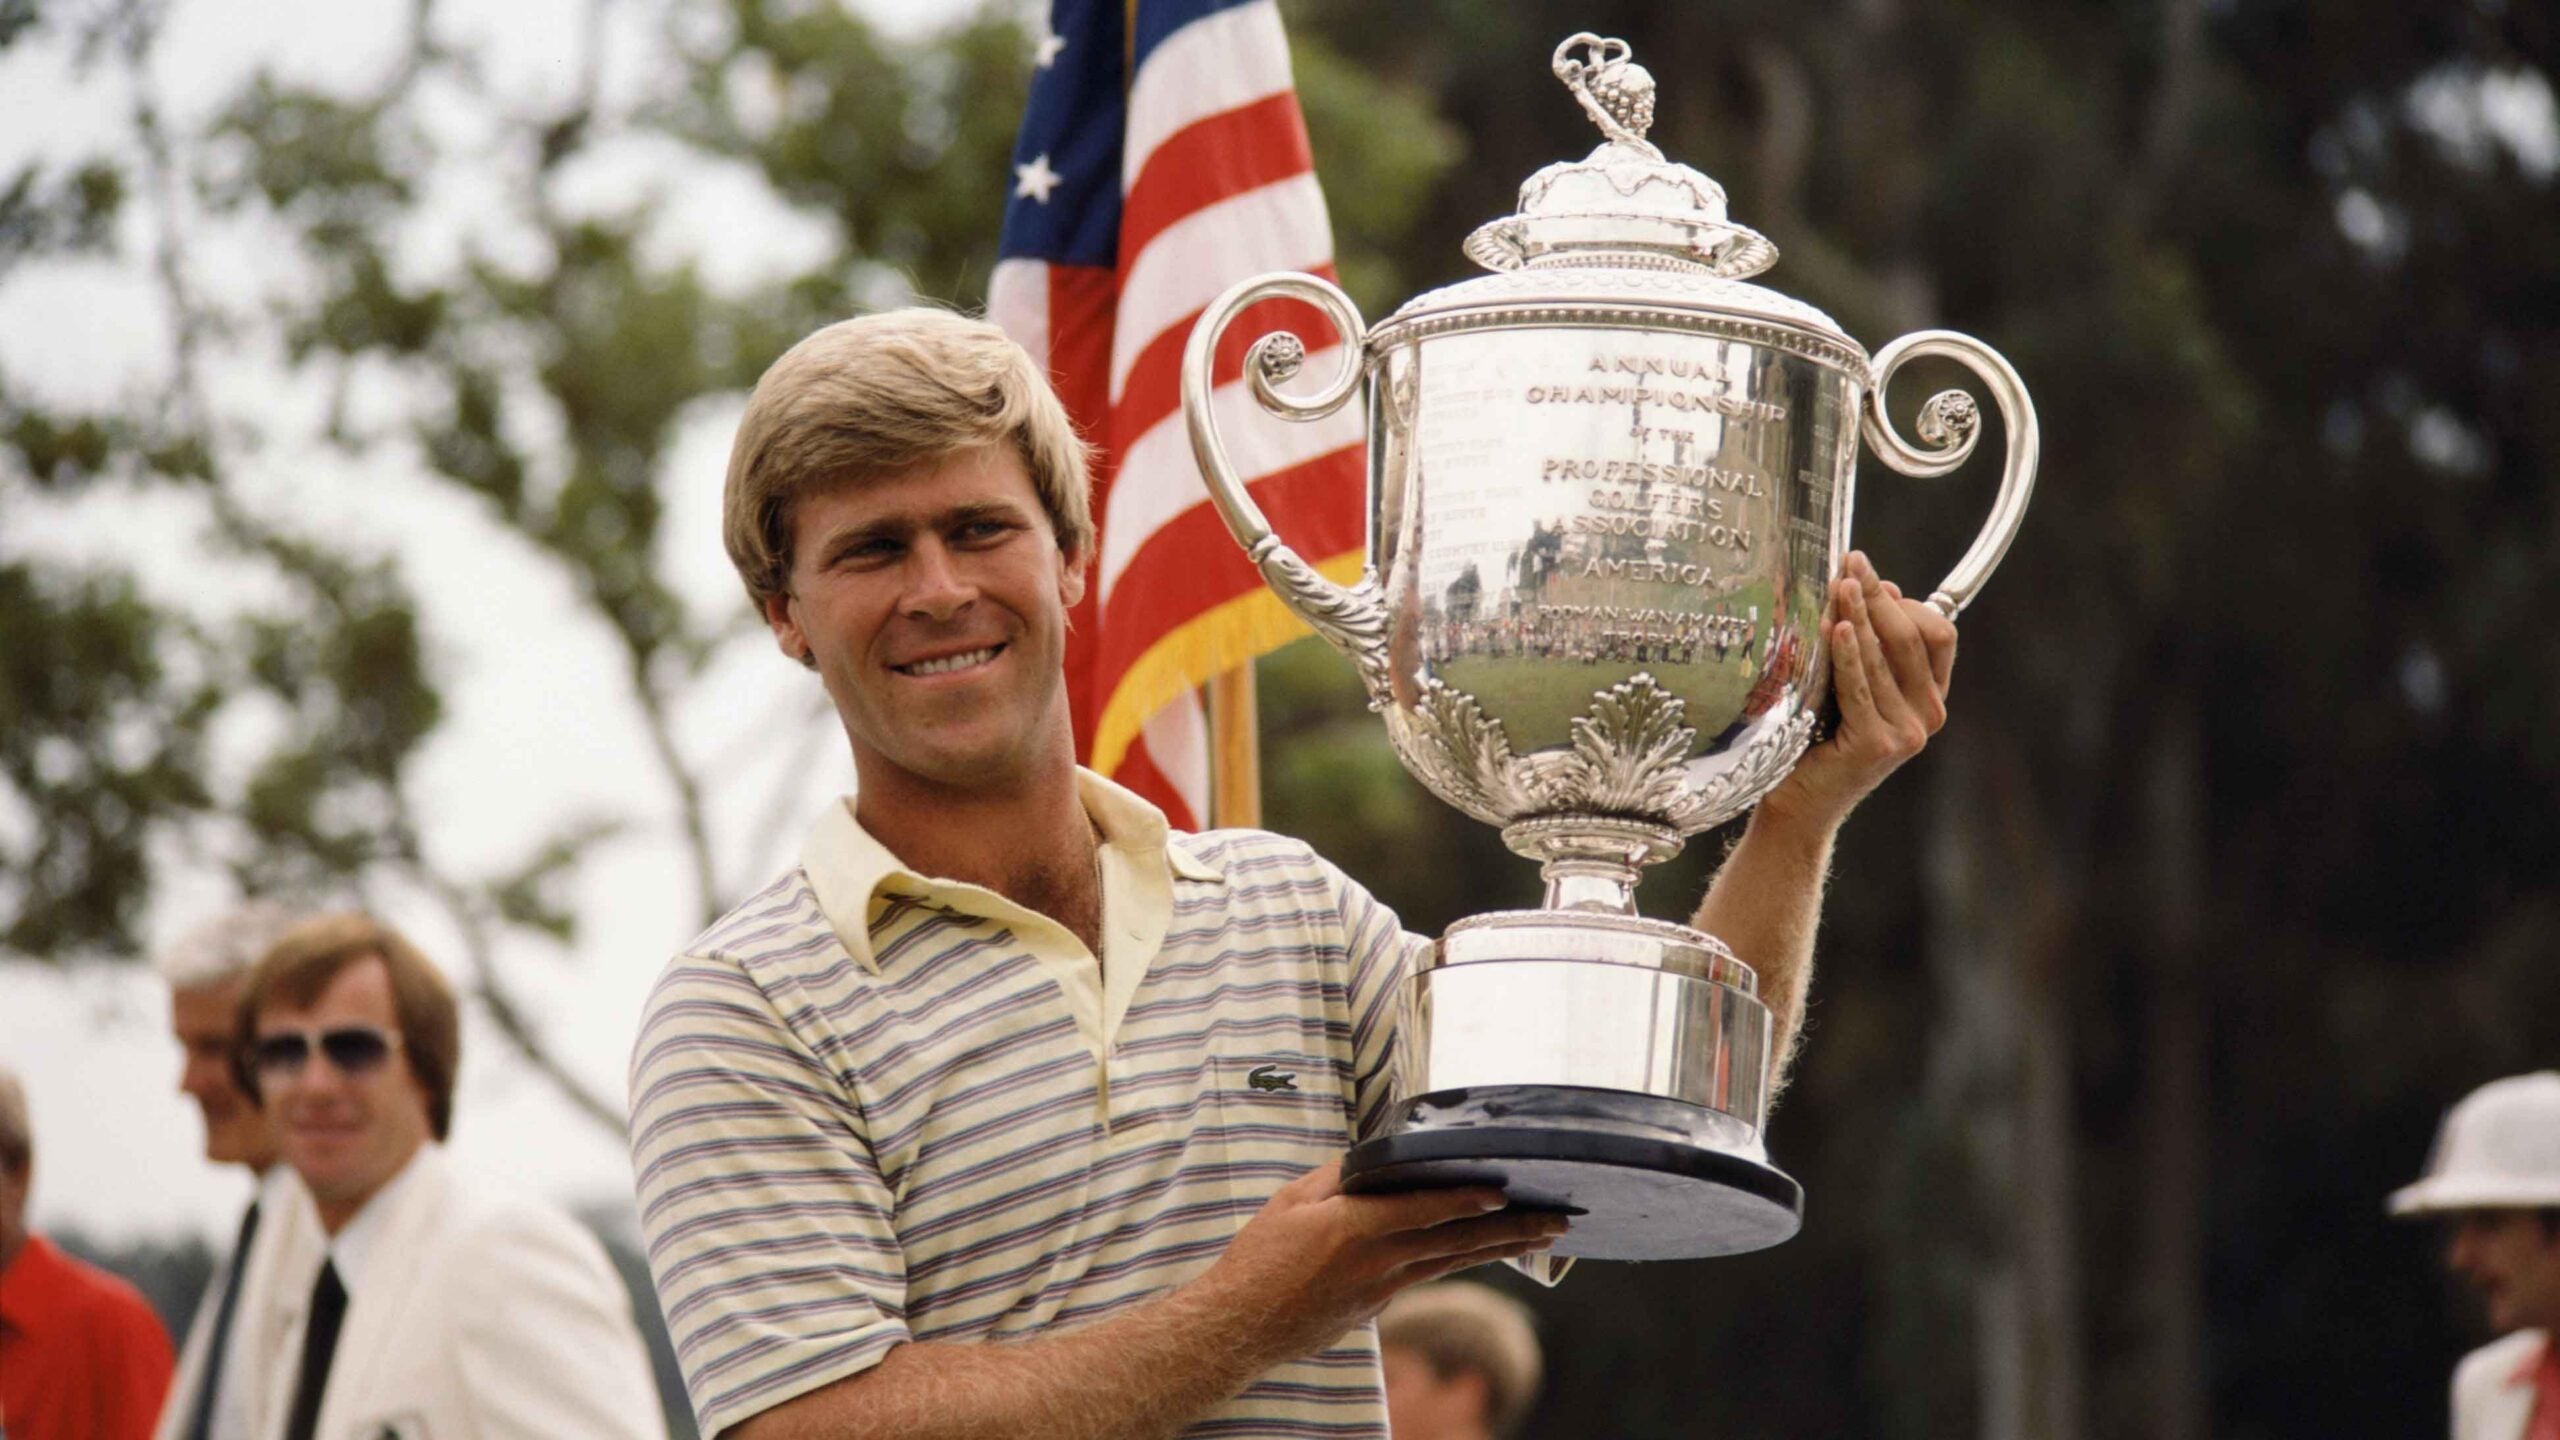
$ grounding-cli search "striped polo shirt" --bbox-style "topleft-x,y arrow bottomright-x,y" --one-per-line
628,769 -> 1421,1438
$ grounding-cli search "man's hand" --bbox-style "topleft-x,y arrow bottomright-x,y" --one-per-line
1191,1161 -> 1567,1366
1757,549 -> 1958,835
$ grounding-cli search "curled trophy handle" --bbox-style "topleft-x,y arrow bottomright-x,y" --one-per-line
1182,272 -> 1393,698
1858,330 -> 2040,619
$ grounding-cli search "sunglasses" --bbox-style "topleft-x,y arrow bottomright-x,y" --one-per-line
251,1026 -> 404,1079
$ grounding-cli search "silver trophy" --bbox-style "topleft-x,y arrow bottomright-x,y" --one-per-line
1183,33 -> 2038,1260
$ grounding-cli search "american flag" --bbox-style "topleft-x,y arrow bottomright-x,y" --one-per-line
988,0 -> 1366,831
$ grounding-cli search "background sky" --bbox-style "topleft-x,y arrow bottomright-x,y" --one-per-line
0,0 -> 985,1245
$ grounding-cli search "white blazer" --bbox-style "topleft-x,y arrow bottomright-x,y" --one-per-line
2453,1329 -> 2548,1440
155,1167 -> 326,1440
256,1146 -> 666,1440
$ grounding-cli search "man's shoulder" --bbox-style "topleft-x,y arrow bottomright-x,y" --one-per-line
29,1236 -> 164,1332
429,1168 -> 615,1278
652,866 -> 847,996
1177,825 -> 1335,881
2454,1327 -> 2546,1394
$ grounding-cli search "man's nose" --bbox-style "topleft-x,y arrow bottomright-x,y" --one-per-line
901,541 -> 977,619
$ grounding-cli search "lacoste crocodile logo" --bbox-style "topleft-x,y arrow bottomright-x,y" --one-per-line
1246,1064 -> 1299,1093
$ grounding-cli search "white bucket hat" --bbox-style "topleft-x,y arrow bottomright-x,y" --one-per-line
2389,1071 -> 2560,1216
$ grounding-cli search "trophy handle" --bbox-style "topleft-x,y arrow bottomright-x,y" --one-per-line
1182,273 -> 1393,699
1858,330 -> 2041,619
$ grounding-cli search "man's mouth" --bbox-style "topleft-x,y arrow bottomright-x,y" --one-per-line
896,644 -> 1002,677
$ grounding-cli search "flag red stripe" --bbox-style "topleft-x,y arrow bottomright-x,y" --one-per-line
1047,263 -> 1120,755
1118,92 -> 1314,266
1107,270 -> 1347,455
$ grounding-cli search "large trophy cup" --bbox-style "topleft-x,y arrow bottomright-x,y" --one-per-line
1183,34 -> 2037,1261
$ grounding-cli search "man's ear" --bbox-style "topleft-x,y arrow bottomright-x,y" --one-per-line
1059,542 -> 1090,610
763,591 -> 815,668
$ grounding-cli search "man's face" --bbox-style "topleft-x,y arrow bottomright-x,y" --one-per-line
763,444 -> 1087,798
2447,1208 -> 2560,1334
171,978 -> 281,1170
1381,1343 -> 1488,1440
253,957 -> 433,1227
0,1158 -> 26,1259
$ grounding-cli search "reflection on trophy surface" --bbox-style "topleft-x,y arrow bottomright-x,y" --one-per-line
1184,33 -> 2038,1263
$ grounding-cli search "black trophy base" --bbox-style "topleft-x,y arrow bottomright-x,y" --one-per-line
1339,1122 -> 1803,1261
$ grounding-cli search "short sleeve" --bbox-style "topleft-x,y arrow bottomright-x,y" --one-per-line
1326,864 -> 1431,1142
627,951 -> 911,1438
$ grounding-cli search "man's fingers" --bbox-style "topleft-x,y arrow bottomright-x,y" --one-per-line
1862,574 -> 1937,711
1828,611 -> 1878,735
1344,1183 -> 1511,1238
1381,1207 -> 1570,1270
1878,578 -> 1959,699
1403,1233 -> 1565,1288
1842,557 -> 1914,729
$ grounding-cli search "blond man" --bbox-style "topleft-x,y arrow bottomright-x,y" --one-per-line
1379,1282 -> 1545,1440
629,308 -> 1956,1440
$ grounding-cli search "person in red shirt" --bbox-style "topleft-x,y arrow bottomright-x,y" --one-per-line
0,1066 -> 176,1440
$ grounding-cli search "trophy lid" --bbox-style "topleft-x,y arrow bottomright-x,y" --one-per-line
1463,35 -> 1778,279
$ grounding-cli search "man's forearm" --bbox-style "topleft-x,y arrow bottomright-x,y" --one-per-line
727,1267 -> 1289,1440
1690,799 -> 1839,1086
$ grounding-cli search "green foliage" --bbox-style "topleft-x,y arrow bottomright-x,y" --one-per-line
0,159 -> 123,280
0,563 -> 216,956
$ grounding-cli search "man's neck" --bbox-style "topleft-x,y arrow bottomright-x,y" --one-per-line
854,751 -> 1101,947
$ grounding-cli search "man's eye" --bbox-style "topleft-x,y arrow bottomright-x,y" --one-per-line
835,539 -> 899,566
953,519 -> 1013,544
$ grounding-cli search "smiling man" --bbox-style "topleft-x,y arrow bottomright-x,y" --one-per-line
236,914 -> 664,1440
2392,1072 -> 2560,1440
628,308 -> 1960,1440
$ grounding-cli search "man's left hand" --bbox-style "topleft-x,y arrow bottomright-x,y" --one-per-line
1755,549 -> 1957,834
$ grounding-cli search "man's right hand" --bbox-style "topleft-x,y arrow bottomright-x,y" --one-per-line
1190,1160 -> 1570,1366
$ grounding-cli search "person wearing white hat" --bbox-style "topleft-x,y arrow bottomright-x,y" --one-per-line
2390,1071 -> 2560,1440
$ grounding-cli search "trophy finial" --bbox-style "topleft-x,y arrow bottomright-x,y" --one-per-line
1553,33 -> 1662,160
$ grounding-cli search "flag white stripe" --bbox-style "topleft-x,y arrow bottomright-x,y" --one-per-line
1122,1 -> 1295,190
986,258 -> 1050,366
1097,348 -> 1365,598
1108,175 -> 1334,402
1142,691 -> 1210,822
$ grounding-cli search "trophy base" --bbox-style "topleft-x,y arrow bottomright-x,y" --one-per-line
1340,1106 -> 1803,1261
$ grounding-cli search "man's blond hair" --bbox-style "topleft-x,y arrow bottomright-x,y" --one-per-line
1378,1280 -> 1545,1437
722,307 -> 1095,612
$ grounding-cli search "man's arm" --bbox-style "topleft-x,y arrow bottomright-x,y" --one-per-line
1692,550 -> 1957,1080
726,1163 -> 1564,1440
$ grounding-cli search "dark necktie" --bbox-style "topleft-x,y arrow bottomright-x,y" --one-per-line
282,1260 -> 347,1440
183,1199 -> 263,1440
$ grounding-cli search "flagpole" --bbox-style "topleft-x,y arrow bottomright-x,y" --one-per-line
1207,664 -> 1261,829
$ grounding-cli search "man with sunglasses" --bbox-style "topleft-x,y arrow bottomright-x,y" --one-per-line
628,310 -> 1958,1440
235,913 -> 665,1440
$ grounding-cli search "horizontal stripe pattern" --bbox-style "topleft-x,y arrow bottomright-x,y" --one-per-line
629,830 -> 1420,1438
996,0 -> 1362,830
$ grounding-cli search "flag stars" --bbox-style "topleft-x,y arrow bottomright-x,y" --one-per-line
1034,26 -> 1067,68
1015,153 -> 1063,203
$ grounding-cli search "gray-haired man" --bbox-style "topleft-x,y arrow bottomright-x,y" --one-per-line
151,904 -> 325,1440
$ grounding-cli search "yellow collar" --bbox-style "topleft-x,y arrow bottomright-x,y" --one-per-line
802,767 -> 1224,974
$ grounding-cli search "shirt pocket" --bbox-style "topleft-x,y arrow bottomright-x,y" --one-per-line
1206,1040 -> 1357,1222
